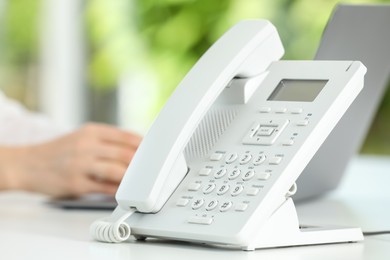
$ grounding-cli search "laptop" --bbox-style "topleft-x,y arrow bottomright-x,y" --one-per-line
49,4 -> 390,209
294,4 -> 390,200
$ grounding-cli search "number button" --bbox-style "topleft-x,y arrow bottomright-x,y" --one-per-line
205,200 -> 218,211
225,152 -> 238,164
231,185 -> 244,196
202,183 -> 216,194
242,170 -> 255,181
219,201 -> 233,212
239,154 -> 252,165
253,154 -> 266,165
228,169 -> 241,180
214,168 -> 227,179
191,199 -> 204,210
217,184 -> 230,195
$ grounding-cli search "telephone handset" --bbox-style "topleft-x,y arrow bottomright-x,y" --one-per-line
91,20 -> 366,250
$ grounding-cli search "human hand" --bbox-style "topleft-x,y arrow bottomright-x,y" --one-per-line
0,123 -> 142,197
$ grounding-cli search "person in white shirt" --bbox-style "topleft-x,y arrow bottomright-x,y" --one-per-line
0,91 -> 141,197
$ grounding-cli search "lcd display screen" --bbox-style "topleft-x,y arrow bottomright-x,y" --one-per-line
267,79 -> 328,102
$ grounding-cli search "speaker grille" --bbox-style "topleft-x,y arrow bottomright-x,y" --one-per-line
184,108 -> 237,159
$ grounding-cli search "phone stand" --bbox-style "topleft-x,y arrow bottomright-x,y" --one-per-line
242,198 -> 363,251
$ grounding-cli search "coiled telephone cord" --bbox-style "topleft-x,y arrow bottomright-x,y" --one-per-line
90,208 -> 136,243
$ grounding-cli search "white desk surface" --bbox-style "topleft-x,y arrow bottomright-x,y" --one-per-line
1,155 -> 389,260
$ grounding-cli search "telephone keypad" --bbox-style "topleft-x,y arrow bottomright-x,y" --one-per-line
180,151 -> 282,216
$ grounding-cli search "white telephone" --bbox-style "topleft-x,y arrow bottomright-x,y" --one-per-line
91,20 -> 366,251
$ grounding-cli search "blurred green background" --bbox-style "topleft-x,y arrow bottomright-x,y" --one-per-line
0,0 -> 389,153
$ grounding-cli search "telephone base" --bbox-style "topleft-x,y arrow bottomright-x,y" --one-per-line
242,198 -> 363,251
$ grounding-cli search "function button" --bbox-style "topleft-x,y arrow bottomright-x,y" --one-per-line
282,139 -> 294,146
210,153 -> 223,161
248,123 -> 261,138
256,127 -> 275,136
259,107 -> 271,113
225,152 -> 238,164
235,203 -> 248,212
291,108 -> 303,114
188,216 -> 213,225
205,200 -> 219,211
269,156 -> 282,165
296,120 -> 309,126
191,199 -> 205,210
214,168 -> 227,179
253,154 -> 266,165
242,170 -> 255,181
202,183 -> 216,194
199,168 -> 212,176
274,108 -> 287,114
239,154 -> 252,165
219,201 -> 233,212
242,119 -> 289,146
217,184 -> 230,195
247,188 -> 260,196
257,172 -> 271,180
231,185 -> 244,196
176,198 -> 190,207
188,182 -> 201,191
228,169 -> 241,180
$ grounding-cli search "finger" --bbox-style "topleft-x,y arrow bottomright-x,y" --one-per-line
95,142 -> 136,166
93,124 -> 142,148
88,160 -> 128,184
